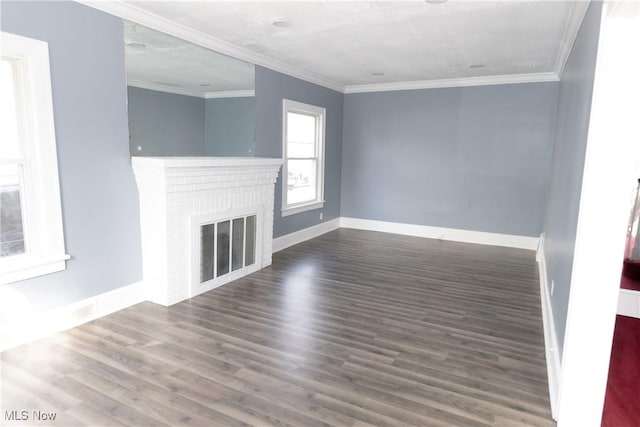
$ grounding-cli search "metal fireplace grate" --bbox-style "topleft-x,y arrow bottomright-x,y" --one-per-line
199,214 -> 257,284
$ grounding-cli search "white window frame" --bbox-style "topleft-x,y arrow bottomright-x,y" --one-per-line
1,32 -> 68,285
281,99 -> 326,217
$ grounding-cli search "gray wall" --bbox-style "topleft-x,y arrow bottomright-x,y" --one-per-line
127,86 -> 205,156
341,83 -> 560,237
255,66 -> 344,237
543,1 -> 603,356
205,97 -> 255,156
2,1 -> 142,311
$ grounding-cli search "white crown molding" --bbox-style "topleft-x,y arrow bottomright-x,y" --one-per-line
344,72 -> 559,94
553,1 -> 590,78
127,80 -> 205,98
205,90 -> 255,99
77,0 -> 345,93
128,81 -> 255,99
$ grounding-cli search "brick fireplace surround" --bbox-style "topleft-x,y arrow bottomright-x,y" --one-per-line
132,157 -> 282,306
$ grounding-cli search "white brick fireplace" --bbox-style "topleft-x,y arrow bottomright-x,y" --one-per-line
132,157 -> 282,306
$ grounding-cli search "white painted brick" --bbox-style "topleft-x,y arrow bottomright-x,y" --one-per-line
133,160 -> 281,307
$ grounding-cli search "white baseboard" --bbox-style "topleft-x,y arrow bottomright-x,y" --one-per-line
537,237 -> 560,420
272,218 -> 341,252
0,281 -> 146,352
617,288 -> 640,318
340,217 -> 539,250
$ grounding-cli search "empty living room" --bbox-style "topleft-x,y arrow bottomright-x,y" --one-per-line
1,1 -> 639,426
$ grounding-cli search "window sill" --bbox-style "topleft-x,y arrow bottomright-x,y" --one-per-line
281,201 -> 325,217
0,254 -> 70,285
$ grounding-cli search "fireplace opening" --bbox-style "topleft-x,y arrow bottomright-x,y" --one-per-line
200,214 -> 257,284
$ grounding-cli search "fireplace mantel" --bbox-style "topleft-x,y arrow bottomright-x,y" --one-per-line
131,156 -> 283,169
132,156 -> 282,306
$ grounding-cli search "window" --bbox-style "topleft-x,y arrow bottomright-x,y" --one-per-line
1,32 -> 67,284
282,99 -> 325,216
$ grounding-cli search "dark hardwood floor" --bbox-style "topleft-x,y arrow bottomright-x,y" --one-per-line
1,229 -> 554,426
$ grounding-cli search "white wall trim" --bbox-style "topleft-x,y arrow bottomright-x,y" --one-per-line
617,288 -> 640,319
554,1 -> 591,79
273,218 -> 340,253
127,79 -> 204,98
274,216 -> 540,253
344,72 -> 559,94
128,81 -> 255,99
0,281 -> 146,352
537,235 -> 561,420
340,217 -> 539,250
204,90 -> 255,99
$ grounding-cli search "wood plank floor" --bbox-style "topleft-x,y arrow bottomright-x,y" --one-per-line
1,229 -> 554,426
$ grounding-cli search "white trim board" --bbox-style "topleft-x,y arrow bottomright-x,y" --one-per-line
344,72 -> 559,94
274,217 -> 539,252
128,80 -> 255,99
273,218 -> 340,253
554,1 -> 591,79
204,90 -> 255,99
340,217 -> 539,250
618,288 -> 640,319
0,281 -> 146,352
537,235 -> 561,420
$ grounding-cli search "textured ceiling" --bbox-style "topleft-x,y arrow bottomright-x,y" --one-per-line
96,1 -> 588,93
124,21 -> 254,97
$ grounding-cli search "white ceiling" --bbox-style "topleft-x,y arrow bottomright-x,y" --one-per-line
89,0 -> 590,93
124,21 -> 254,97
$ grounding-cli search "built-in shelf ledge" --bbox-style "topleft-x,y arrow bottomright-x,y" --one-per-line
132,156 -> 283,169
132,156 -> 282,306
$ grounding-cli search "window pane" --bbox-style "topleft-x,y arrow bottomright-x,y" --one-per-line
245,215 -> 256,266
0,58 -> 22,159
232,217 -> 244,271
287,159 -> 317,205
200,223 -> 215,283
0,164 -> 26,257
287,112 -> 316,158
216,220 -> 230,277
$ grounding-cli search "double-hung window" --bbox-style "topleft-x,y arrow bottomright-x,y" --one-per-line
282,99 -> 325,216
1,32 -> 67,284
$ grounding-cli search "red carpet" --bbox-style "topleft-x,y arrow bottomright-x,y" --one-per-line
621,275 -> 640,291
621,260 -> 640,291
602,315 -> 640,426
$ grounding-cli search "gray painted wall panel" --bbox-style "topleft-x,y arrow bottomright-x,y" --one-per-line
543,1 -> 602,356
2,1 -> 142,311
255,66 -> 344,237
205,97 -> 255,156
341,83 -> 559,237
127,86 -> 205,156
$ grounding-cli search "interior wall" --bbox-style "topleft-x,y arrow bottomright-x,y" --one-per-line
1,1 -> 142,311
254,66 -> 344,237
542,0 -> 603,357
205,97 -> 255,156
341,82 -> 559,237
127,86 -> 206,156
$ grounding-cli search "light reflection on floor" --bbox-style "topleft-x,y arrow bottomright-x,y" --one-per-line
280,262 -> 317,353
